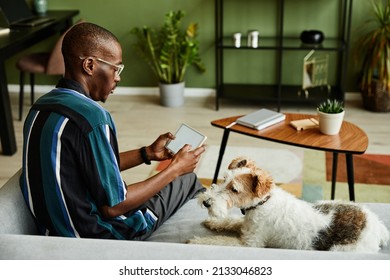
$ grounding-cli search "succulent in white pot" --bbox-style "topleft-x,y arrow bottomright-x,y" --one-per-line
317,99 -> 345,135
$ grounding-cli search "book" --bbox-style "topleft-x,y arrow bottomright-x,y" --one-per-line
236,108 -> 286,130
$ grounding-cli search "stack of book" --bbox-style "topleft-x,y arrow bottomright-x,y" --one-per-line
236,108 -> 286,130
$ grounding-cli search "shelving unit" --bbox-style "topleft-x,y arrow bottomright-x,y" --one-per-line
215,0 -> 353,110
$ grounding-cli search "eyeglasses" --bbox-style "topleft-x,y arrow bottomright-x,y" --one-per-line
79,56 -> 124,77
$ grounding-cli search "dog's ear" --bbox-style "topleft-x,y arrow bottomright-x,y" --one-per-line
252,171 -> 273,198
228,157 -> 248,170
251,174 -> 259,192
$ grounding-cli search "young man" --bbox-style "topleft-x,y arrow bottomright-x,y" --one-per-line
20,22 -> 205,240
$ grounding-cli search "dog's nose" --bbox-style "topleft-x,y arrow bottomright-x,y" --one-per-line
203,199 -> 211,208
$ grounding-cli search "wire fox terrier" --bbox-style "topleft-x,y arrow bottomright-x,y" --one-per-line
188,157 -> 389,252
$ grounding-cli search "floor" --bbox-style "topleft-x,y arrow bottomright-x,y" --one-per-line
1,90 -> 389,191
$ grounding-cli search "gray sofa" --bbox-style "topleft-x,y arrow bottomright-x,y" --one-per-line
1,169 -> 389,260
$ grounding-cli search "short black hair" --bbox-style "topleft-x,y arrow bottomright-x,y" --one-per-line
62,22 -> 119,69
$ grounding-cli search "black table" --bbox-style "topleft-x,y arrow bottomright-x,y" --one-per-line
0,10 -> 79,156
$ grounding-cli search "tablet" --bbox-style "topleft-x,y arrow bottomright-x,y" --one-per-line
165,123 -> 207,154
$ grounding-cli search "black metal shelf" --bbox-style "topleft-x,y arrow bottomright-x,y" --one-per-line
281,38 -> 347,51
220,84 -> 342,105
219,37 -> 346,51
215,0 -> 353,110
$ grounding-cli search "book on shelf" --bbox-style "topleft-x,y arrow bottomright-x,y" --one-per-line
236,108 -> 286,130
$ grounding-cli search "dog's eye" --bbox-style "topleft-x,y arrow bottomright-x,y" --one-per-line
231,187 -> 238,193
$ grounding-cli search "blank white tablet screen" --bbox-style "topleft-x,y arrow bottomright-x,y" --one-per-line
166,124 -> 206,154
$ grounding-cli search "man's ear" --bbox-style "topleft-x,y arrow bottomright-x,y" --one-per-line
82,57 -> 94,76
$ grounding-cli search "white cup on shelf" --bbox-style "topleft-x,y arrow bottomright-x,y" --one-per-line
233,32 -> 242,48
247,30 -> 259,48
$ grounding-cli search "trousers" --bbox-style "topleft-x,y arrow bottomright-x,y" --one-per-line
134,172 -> 204,240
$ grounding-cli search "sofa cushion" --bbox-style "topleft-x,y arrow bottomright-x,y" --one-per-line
0,169 -> 38,235
1,233 -> 389,260
148,199 -> 242,243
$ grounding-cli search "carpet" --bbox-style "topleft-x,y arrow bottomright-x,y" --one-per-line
304,150 -> 390,203
153,145 -> 390,203
325,152 -> 390,185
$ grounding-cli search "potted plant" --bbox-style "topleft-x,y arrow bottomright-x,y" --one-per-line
131,10 -> 206,107
317,99 -> 345,135
355,0 -> 390,112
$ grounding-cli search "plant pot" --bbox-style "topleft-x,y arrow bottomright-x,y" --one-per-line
317,110 -> 345,135
361,80 -> 390,112
159,82 -> 185,107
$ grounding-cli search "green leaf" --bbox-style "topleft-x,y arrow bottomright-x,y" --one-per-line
317,99 -> 344,113
131,10 -> 206,84
355,0 -> 390,95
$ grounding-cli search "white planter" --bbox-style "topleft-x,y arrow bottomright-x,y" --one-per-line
159,82 -> 185,107
317,109 -> 345,135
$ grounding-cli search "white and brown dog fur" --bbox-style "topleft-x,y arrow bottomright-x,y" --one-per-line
188,157 -> 389,252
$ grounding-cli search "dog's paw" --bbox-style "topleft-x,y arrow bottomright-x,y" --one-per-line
203,217 -> 244,233
202,218 -> 226,232
202,218 -> 216,230
187,236 -> 244,246
186,236 -> 208,245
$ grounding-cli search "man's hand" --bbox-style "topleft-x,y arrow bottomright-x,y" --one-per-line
146,132 -> 175,161
105,139 -> 206,218
168,144 -> 206,175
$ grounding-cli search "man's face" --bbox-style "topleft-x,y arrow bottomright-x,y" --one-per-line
89,42 -> 123,102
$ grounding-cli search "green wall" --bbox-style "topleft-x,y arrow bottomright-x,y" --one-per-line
4,0 -> 370,92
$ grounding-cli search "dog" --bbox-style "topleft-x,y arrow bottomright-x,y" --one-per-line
188,157 -> 390,252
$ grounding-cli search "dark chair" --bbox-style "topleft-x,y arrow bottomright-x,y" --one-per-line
16,33 -> 64,121
15,20 -> 83,121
